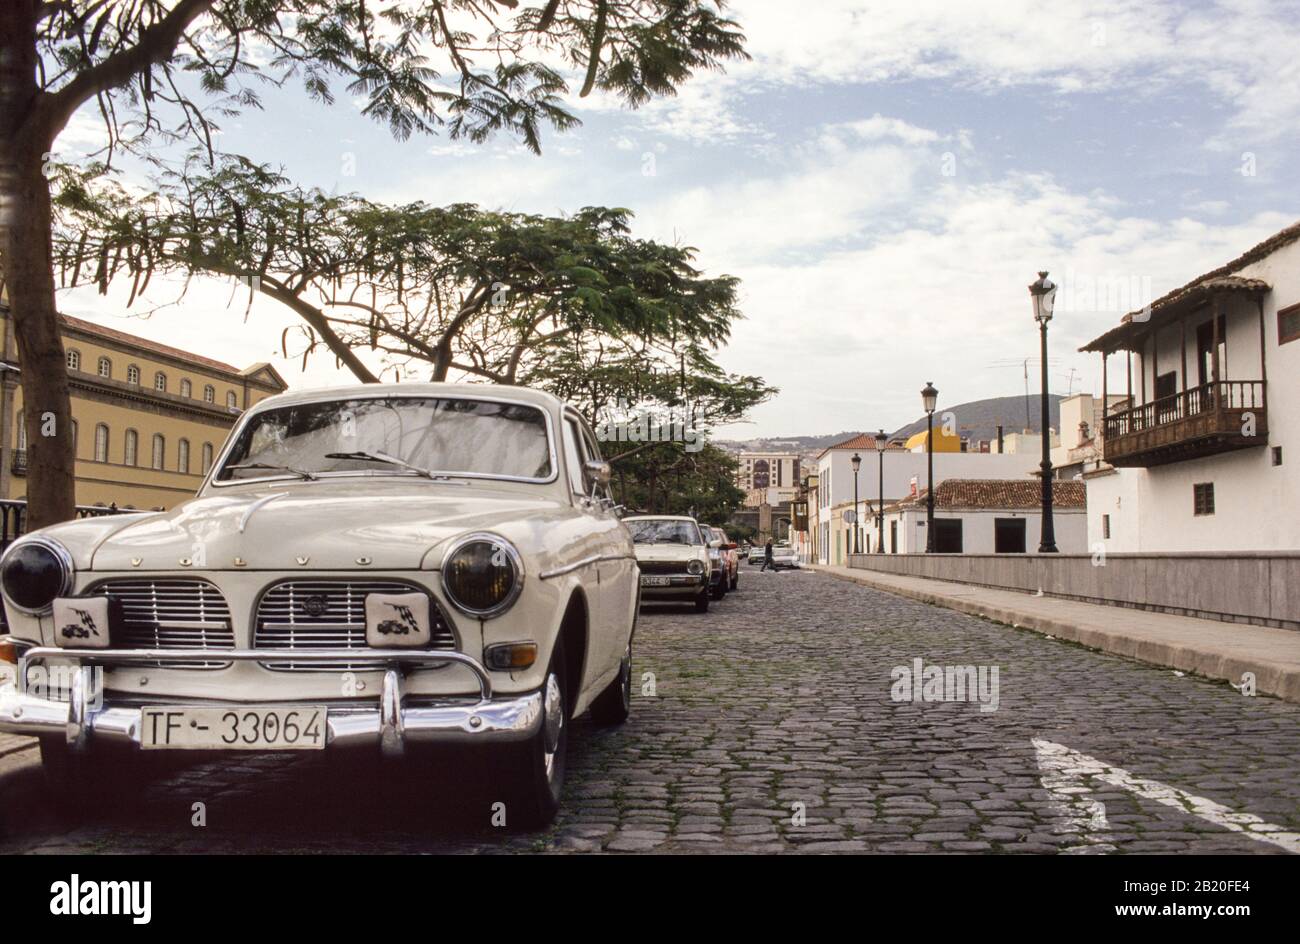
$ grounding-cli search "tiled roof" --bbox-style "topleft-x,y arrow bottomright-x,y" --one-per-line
819,433 -> 904,458
897,479 -> 1087,511
61,313 -> 244,375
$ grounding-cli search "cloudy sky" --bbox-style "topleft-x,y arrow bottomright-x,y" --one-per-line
55,0 -> 1300,438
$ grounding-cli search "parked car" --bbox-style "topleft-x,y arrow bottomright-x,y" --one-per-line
0,383 -> 639,828
771,543 -> 800,569
699,526 -> 739,599
713,528 -> 740,592
748,545 -> 765,566
625,515 -> 712,612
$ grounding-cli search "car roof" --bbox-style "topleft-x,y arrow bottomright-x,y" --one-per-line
623,515 -> 700,523
242,381 -> 566,414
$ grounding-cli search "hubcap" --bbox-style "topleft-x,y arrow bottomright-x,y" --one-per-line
542,671 -> 563,776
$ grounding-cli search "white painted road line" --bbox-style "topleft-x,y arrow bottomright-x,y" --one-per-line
1033,738 -> 1300,854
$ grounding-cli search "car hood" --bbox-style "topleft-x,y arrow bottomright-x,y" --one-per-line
82,482 -> 565,571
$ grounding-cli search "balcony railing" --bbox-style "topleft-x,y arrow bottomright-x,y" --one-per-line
1103,380 -> 1267,467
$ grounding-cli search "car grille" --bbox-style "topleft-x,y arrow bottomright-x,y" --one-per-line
254,580 -> 457,672
89,578 -> 235,669
637,560 -> 693,575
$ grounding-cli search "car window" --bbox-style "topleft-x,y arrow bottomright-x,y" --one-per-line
562,418 -> 587,495
567,413 -> 610,499
627,519 -> 703,545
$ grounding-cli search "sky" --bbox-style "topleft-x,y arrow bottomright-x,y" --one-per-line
53,0 -> 1300,438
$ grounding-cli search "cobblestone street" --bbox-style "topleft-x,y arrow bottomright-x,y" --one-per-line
2,568 -> 1298,854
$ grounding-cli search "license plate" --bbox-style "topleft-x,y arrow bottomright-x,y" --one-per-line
140,706 -> 326,751
640,575 -> 671,586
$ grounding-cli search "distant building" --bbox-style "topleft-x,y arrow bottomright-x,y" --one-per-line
814,432 -> 1039,565
736,451 -> 800,506
904,426 -> 962,452
870,479 -> 1088,555
0,307 -> 287,510
1080,220 -> 1299,552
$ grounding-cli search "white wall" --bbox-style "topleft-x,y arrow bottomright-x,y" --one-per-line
1088,237 -> 1300,552
869,507 -> 1087,554
816,449 -> 1037,513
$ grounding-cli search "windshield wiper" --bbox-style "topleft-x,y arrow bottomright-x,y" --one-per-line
226,462 -> 318,481
323,451 -> 441,480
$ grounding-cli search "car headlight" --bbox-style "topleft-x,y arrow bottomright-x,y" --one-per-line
687,559 -> 704,576
1,536 -> 74,615
440,533 -> 524,618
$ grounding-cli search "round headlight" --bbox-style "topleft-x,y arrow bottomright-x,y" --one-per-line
1,537 -> 74,615
440,533 -> 523,618
687,559 -> 704,576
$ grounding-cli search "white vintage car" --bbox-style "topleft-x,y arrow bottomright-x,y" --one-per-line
624,515 -> 712,612
0,383 -> 638,827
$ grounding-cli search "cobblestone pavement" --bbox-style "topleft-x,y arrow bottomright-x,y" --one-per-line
2,568 -> 1298,853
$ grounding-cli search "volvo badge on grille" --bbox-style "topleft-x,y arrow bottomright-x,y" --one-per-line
301,595 -> 327,617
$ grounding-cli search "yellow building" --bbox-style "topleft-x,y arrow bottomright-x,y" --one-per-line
0,306 -> 286,510
904,426 -> 962,453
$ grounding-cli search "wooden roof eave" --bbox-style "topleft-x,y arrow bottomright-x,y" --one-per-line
1079,277 -> 1270,355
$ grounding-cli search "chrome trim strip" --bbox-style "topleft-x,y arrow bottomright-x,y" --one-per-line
18,646 -> 493,700
538,554 -> 636,580
238,492 -> 285,533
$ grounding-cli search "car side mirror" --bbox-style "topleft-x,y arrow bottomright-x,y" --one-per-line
709,538 -> 722,548
584,459 -> 612,488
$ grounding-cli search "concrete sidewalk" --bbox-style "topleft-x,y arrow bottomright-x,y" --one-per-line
813,564 -> 1300,704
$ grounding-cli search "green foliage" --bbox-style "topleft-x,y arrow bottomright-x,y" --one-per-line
611,442 -> 746,521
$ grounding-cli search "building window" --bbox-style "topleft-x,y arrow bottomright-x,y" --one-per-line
127,364 -> 141,385
933,519 -> 964,553
201,442 -> 214,474
70,420 -> 78,456
226,391 -> 238,409
1279,302 -> 1300,345
1102,514 -> 1111,539
154,371 -> 167,392
97,356 -> 112,378
15,409 -> 26,450
1193,482 -> 1215,516
151,434 -> 165,470
178,438 -> 190,474
66,349 -> 80,370
203,384 -> 215,403
124,429 -> 139,466
1273,446 -> 1283,466
994,518 -> 1026,553
180,379 -> 192,398
94,424 -> 109,462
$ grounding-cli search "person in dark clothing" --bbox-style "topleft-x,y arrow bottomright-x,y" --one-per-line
761,540 -> 774,571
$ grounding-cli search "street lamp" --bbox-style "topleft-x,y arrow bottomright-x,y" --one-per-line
875,428 -> 886,553
921,381 -> 938,552
850,452 -> 862,554
1029,271 -> 1059,553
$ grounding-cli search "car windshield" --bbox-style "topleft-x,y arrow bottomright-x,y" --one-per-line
216,396 -> 552,483
628,519 -> 703,545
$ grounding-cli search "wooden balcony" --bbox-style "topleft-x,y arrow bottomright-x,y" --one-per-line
1103,380 -> 1267,467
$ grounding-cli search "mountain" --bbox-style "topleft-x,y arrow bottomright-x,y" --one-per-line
889,394 -> 1063,444
717,395 -> 1064,454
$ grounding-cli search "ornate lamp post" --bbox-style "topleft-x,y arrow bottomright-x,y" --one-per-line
1029,271 -> 1059,553
875,429 -> 886,553
921,381 -> 938,552
850,452 -> 862,554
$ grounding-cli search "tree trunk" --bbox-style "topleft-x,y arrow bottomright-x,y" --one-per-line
0,2 -> 77,527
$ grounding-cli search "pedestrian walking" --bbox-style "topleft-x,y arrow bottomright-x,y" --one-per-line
761,539 -> 774,571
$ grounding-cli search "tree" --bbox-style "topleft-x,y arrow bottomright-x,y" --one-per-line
0,0 -> 747,527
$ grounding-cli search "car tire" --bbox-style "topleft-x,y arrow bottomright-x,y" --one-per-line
694,590 -> 710,612
730,572 -> 739,591
501,640 -> 568,830
710,581 -> 726,601
589,642 -> 632,726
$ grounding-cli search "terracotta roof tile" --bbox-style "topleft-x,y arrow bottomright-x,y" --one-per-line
60,314 -> 244,375
897,478 -> 1086,510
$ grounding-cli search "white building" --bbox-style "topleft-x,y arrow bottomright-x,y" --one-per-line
815,433 -> 1041,565
1081,221 -> 1300,552
866,479 -> 1088,555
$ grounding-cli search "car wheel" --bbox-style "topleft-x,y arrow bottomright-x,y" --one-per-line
730,572 -> 739,591
694,590 -> 710,612
589,642 -> 632,726
501,643 -> 568,830
711,581 -> 726,600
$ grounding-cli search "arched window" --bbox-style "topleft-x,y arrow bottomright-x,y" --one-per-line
180,379 -> 192,398
124,429 -> 138,466
203,384 -> 215,403
127,364 -> 141,385
66,349 -> 81,370
151,433 -> 165,470
97,356 -> 112,378
178,438 -> 191,474
154,371 -> 167,392
226,391 -> 238,409
202,442 -> 214,474
94,423 -> 109,462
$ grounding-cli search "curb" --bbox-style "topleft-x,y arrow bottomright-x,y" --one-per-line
816,566 -> 1300,704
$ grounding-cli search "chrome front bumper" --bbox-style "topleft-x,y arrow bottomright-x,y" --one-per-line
0,646 -> 541,757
